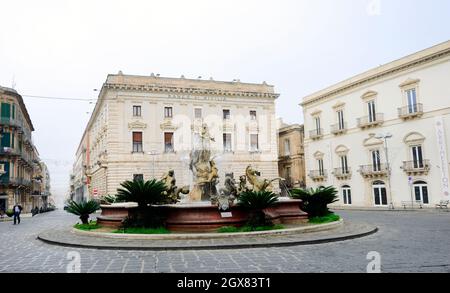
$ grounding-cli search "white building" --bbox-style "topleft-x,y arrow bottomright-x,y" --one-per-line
301,40 -> 450,209
73,73 -> 280,199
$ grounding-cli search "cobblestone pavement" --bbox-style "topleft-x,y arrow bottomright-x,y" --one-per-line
1,209 -> 450,273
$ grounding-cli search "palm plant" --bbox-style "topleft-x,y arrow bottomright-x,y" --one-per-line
290,186 -> 339,217
238,191 -> 279,228
116,179 -> 167,209
65,200 -> 100,224
100,194 -> 117,205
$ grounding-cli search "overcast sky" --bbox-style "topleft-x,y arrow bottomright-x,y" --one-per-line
1,0 -> 449,203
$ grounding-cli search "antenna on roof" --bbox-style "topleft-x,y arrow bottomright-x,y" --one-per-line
11,75 -> 16,89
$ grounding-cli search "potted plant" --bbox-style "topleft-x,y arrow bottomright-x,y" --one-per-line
65,200 -> 100,224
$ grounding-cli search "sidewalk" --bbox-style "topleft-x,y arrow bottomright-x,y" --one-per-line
0,214 -> 33,222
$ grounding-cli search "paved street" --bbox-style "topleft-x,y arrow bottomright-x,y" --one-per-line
0,209 -> 450,273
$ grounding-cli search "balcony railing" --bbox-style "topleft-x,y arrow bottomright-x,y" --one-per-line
334,167 -> 352,179
308,170 -> 327,181
0,117 -> 23,129
0,177 -> 32,187
398,104 -> 424,119
0,147 -> 20,156
357,114 -> 384,128
359,164 -> 389,178
331,123 -> 348,135
403,160 -> 430,175
309,129 -> 324,140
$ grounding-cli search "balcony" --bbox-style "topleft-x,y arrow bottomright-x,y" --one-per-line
357,114 -> 384,129
0,117 -> 22,129
402,160 -> 430,175
309,129 -> 324,140
359,164 -> 389,178
0,177 -> 32,187
398,104 -> 424,120
308,170 -> 327,181
334,168 -> 352,180
331,123 -> 348,135
0,147 -> 20,157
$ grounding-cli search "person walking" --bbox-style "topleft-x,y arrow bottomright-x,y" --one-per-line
13,204 -> 22,225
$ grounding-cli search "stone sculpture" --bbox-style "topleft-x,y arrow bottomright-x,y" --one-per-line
245,165 -> 284,192
161,170 -> 190,204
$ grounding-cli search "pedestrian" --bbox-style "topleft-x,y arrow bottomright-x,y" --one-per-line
13,204 -> 22,225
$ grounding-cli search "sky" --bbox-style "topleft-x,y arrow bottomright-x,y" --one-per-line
1,0 -> 449,204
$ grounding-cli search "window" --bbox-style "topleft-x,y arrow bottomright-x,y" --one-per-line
318,159 -> 324,176
340,155 -> 349,174
165,107 -> 173,118
250,134 -> 259,152
337,110 -> 345,130
133,106 -> 141,117
373,181 -> 388,206
406,89 -> 418,113
372,150 -> 381,172
223,109 -> 231,120
133,174 -> 144,182
132,132 -> 143,153
164,132 -> 174,153
414,181 -> 429,204
411,145 -> 424,169
250,111 -> 257,121
284,139 -> 291,156
314,117 -> 321,135
195,108 -> 202,119
367,100 -> 376,122
223,133 -> 232,152
342,185 -> 352,205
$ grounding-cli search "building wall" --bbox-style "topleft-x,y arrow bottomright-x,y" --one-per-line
278,124 -> 305,188
302,42 -> 450,208
77,74 -> 280,199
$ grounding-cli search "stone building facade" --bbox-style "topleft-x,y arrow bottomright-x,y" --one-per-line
278,122 -> 305,189
72,73 -> 280,199
301,40 -> 450,209
0,86 -> 47,213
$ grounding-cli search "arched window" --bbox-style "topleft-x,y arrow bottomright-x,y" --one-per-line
373,181 -> 387,206
413,181 -> 429,204
342,185 -> 352,205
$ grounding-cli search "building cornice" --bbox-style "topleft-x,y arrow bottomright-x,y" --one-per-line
103,83 -> 280,99
301,40 -> 450,107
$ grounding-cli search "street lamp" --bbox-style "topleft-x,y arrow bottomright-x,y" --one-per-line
375,133 -> 394,210
147,151 -> 159,179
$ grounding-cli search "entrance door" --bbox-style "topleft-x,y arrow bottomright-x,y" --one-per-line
342,185 -> 352,205
0,199 -> 6,212
414,181 -> 429,204
373,181 -> 388,206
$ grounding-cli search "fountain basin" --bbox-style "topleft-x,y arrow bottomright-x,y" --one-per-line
97,200 -> 308,232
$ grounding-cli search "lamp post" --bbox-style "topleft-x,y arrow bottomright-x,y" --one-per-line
147,151 -> 159,179
375,133 -> 394,210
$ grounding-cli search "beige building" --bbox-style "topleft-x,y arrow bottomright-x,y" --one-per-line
302,40 -> 450,209
72,73 -> 280,199
0,86 -> 47,213
278,121 -> 305,189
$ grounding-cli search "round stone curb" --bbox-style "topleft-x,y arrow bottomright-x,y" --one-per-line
72,219 -> 344,240
37,220 -> 378,251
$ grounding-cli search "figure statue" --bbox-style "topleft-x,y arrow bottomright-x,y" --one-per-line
238,175 -> 249,194
245,165 -> 284,192
214,173 -> 237,211
161,170 -> 190,204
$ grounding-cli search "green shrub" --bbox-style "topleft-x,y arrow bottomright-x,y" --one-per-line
113,227 -> 170,234
100,194 -> 117,205
65,200 -> 100,224
291,186 -> 339,218
218,225 -> 284,233
5,209 -> 14,217
116,179 -> 167,208
238,191 -> 279,228
74,221 -> 101,231
309,213 -> 341,224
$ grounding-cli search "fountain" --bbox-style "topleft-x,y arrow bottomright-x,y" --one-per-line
98,123 -> 307,232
